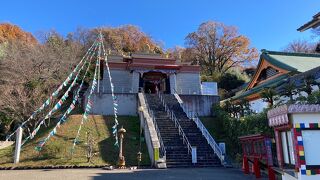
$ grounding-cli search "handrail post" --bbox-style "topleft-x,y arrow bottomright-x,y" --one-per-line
192,146 -> 197,164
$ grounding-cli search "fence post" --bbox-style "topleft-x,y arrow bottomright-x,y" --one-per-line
14,127 -> 23,164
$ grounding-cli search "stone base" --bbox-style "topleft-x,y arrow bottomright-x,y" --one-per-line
155,158 -> 167,169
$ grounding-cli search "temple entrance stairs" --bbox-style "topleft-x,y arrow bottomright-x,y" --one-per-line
145,94 -> 221,168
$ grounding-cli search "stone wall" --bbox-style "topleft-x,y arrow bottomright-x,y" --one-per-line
179,95 -> 220,116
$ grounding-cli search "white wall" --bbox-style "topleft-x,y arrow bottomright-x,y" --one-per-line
176,72 -> 201,95
101,69 -> 133,93
89,93 -> 137,115
169,74 -> 177,94
131,71 -> 140,93
292,113 -> 320,180
201,82 -> 218,95
180,95 -> 219,116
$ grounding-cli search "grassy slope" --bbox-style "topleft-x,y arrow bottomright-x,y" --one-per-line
0,115 -> 150,167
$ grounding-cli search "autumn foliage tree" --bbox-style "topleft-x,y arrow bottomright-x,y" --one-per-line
0,23 -> 37,44
185,21 -> 258,76
88,25 -> 162,54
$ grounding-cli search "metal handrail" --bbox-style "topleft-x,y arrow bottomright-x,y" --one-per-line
171,111 -> 193,154
172,89 -> 225,163
158,92 -> 193,155
142,92 -> 166,159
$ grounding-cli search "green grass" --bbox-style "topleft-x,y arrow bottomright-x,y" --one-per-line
0,115 -> 150,167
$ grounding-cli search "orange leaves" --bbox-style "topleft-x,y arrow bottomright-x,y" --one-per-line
0,23 -> 37,44
185,21 -> 258,75
97,25 -> 161,54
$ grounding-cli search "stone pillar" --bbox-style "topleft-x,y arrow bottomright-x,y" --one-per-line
131,71 -> 140,93
274,130 -> 284,168
169,73 -> 177,94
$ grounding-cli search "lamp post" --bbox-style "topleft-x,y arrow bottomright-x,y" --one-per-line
137,151 -> 142,168
118,126 -> 126,168
138,106 -> 143,169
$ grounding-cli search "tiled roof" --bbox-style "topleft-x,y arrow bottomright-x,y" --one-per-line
231,74 -> 288,100
228,50 -> 320,101
276,66 -> 320,92
261,50 -> 320,73
298,12 -> 320,32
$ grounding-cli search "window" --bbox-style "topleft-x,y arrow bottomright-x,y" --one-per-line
281,130 -> 295,165
302,130 -> 320,165
266,67 -> 279,78
257,67 -> 279,83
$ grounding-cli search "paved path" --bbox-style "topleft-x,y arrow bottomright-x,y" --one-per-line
0,167 -> 264,180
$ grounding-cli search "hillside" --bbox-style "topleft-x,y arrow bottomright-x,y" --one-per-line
0,115 -> 150,167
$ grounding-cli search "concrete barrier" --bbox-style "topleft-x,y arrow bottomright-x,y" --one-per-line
89,93 -> 137,115
179,95 -> 219,116
137,93 -> 164,167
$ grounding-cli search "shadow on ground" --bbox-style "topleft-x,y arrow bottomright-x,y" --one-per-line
91,168 -> 265,180
98,116 -> 150,166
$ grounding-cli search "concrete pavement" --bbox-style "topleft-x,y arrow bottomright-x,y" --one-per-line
0,167 -> 265,180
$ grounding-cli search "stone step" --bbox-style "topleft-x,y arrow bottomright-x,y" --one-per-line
145,94 -> 221,168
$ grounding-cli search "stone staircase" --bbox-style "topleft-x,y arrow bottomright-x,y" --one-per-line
145,94 -> 221,168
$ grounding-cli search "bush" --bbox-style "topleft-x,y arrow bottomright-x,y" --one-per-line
212,105 -> 273,160
241,110 -> 273,136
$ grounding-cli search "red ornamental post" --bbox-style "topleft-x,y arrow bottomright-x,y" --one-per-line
254,157 -> 261,178
243,156 -> 249,174
268,166 -> 275,180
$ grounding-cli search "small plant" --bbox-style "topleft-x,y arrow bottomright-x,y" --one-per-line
260,87 -> 279,107
86,131 -> 97,163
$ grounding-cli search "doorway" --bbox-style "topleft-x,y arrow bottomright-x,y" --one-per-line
140,71 -> 170,94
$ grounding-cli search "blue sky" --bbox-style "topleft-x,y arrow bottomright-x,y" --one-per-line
1,0 -> 319,51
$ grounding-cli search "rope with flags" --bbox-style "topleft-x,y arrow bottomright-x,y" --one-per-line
34,42 -> 99,151
71,36 -> 101,152
101,34 -> 119,147
4,41 -> 97,142
21,42 -> 99,146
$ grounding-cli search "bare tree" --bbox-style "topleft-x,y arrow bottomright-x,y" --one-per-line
284,39 -> 315,53
0,32 -> 84,137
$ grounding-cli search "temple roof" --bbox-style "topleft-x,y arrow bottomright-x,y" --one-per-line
107,53 -> 200,73
229,50 -> 320,101
297,12 -> 320,32
275,65 -> 320,93
261,50 -> 320,72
